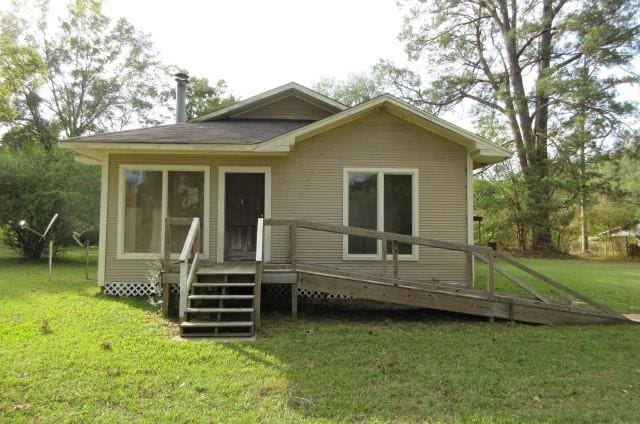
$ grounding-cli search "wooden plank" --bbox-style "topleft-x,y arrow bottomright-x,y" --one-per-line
256,218 -> 264,263
290,222 -> 297,268
162,219 -> 172,317
495,253 -> 621,317
392,241 -> 399,279
179,218 -> 200,262
266,219 -> 493,255
186,252 -> 199,292
381,237 -> 387,276
292,274 -> 298,320
495,265 -> 549,303
166,217 -> 193,226
254,261 -> 263,329
297,273 -> 625,325
296,263 -> 485,297
465,252 -> 473,288
179,261 -> 188,320
486,253 -> 495,322
254,217 -> 264,330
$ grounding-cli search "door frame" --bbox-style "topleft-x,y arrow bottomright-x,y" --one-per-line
217,166 -> 271,263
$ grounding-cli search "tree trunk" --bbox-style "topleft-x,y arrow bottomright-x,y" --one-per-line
579,145 -> 589,254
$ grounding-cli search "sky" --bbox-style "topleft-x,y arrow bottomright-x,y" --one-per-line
93,0 -> 411,99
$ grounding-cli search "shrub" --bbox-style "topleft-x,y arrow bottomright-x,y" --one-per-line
0,143 -> 99,258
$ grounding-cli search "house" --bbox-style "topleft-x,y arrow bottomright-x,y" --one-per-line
60,77 -> 626,338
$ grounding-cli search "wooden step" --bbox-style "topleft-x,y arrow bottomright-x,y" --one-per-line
188,294 -> 254,300
191,283 -> 255,288
179,332 -> 255,339
185,307 -> 254,313
180,321 -> 254,328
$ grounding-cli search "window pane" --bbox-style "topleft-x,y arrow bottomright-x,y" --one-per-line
168,171 -> 205,253
384,174 -> 413,255
124,170 -> 162,253
348,172 -> 378,254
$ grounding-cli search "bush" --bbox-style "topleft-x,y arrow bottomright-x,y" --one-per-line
0,143 -> 99,258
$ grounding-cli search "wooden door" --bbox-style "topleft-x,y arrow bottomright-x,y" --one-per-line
224,173 -> 265,262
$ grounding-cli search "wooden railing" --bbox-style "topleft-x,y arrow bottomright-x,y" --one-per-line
262,218 -> 622,319
163,217 -> 201,320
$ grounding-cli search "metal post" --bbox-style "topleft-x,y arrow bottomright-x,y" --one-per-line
48,240 -> 53,282
85,243 -> 90,280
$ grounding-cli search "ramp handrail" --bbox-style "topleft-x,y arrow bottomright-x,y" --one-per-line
263,218 -> 623,320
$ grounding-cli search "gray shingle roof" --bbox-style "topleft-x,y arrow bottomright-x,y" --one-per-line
63,120 -> 313,145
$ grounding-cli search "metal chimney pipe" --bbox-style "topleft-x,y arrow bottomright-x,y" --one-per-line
175,72 -> 189,123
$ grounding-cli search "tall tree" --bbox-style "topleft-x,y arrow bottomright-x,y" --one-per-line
378,0 -> 640,251
0,30 -> 43,123
2,0 -> 170,146
554,58 -> 635,253
184,77 -> 236,120
314,72 -> 384,106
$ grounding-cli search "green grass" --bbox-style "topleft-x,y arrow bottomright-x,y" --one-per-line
474,257 -> 640,313
1,246 -> 639,423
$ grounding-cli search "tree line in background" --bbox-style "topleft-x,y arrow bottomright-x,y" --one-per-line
0,0 -> 235,258
315,0 -> 640,255
1,0 -> 638,258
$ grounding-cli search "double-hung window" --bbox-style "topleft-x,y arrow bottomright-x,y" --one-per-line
118,165 -> 209,259
343,168 -> 418,260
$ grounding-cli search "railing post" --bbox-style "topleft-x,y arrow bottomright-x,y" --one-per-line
254,217 -> 264,330
179,260 -> 188,321
381,237 -> 387,276
486,251 -> 495,322
290,222 -> 297,270
466,251 -> 474,288
162,219 -> 172,317
392,240 -> 399,279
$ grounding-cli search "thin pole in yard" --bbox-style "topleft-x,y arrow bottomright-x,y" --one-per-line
48,240 -> 53,283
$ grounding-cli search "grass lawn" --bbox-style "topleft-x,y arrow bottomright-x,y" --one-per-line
1,246 -> 639,423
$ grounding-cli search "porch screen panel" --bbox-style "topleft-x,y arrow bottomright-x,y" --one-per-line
384,174 -> 413,254
348,172 -> 378,254
168,171 -> 205,253
123,170 -> 163,253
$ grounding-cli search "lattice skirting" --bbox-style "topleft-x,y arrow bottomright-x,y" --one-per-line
104,281 -> 159,297
263,284 -> 351,300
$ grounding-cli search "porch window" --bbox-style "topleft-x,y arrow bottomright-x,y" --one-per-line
123,170 -> 163,254
118,165 -> 209,259
168,171 -> 205,253
343,168 -> 418,259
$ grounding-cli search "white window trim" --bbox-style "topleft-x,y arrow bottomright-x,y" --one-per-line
342,167 -> 419,261
217,166 -> 272,263
117,164 -> 210,260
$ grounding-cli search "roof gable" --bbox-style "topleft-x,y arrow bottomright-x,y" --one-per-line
252,94 -> 512,167
192,82 -> 346,122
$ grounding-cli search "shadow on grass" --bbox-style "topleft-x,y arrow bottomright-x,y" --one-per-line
224,302 -> 639,423
224,302 -> 505,422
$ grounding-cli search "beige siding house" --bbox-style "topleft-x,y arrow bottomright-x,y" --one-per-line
61,81 -> 629,336
61,82 -> 511,294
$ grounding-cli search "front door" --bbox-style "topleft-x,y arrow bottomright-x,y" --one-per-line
224,173 -> 265,262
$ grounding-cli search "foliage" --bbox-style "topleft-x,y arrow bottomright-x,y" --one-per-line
314,72 -> 384,106
1,250 -> 640,421
1,0 -> 171,147
379,0 -> 640,251
0,28 -> 44,122
0,141 -> 99,259
184,76 -> 236,120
